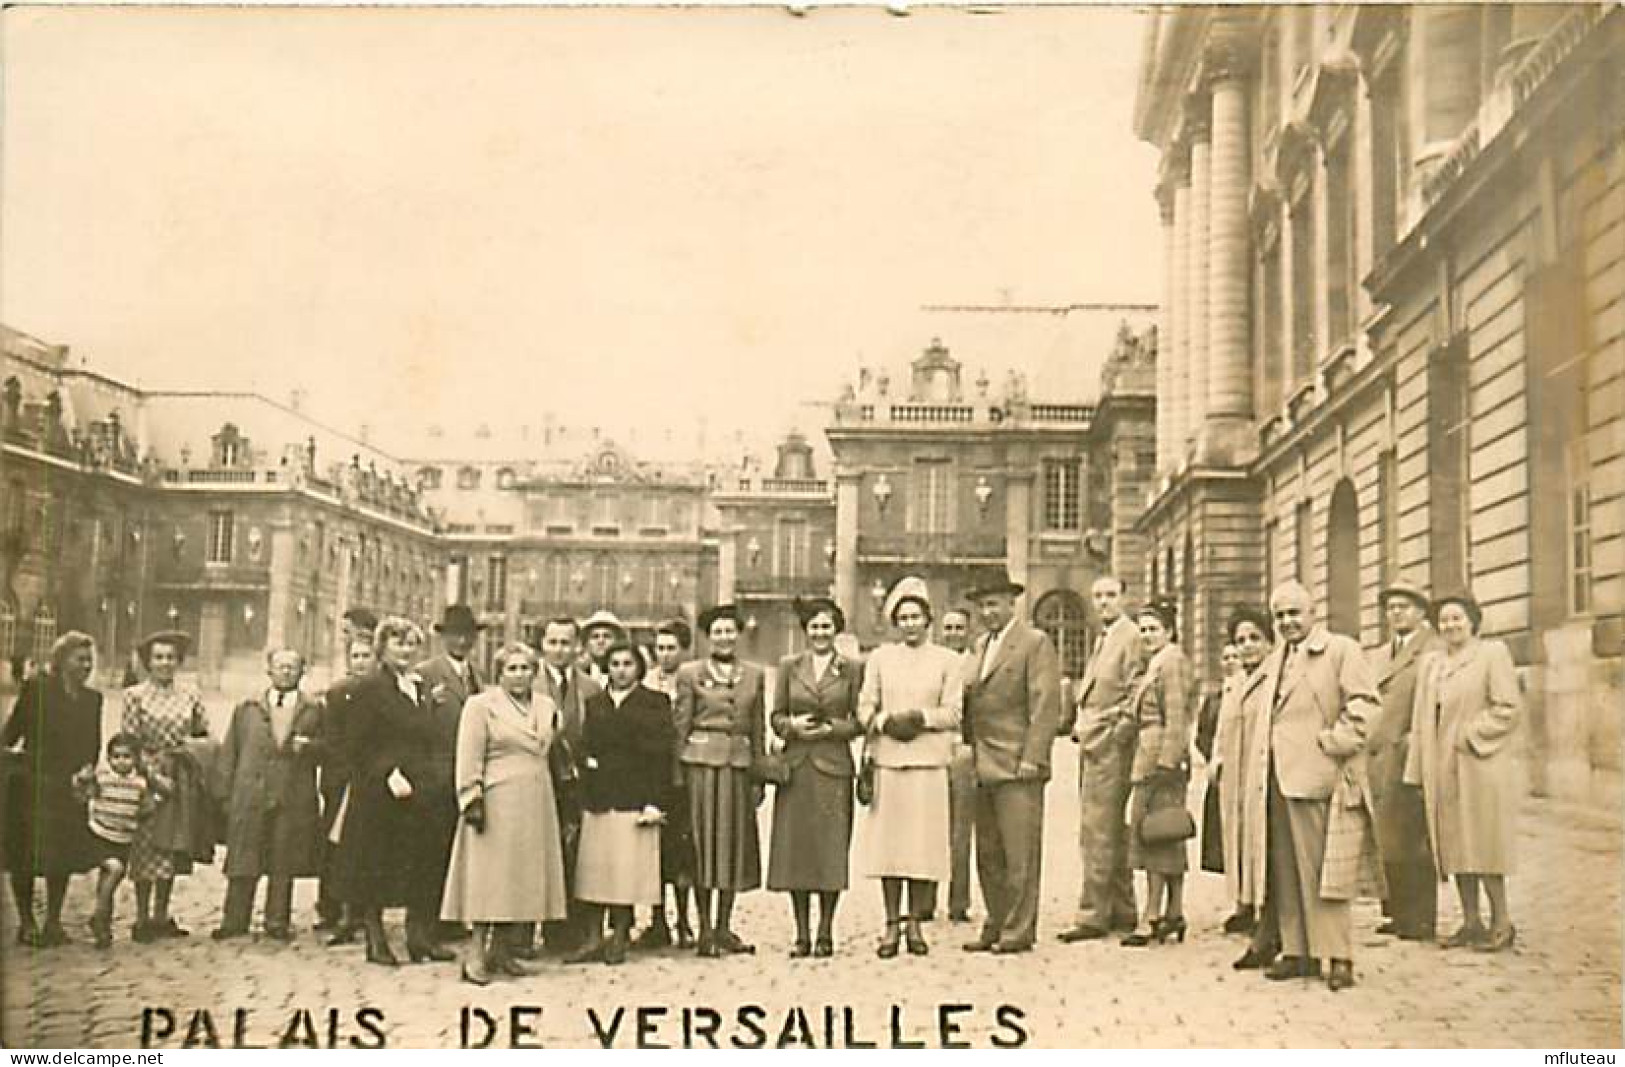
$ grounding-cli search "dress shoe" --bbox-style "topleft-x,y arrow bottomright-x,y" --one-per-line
1223,909 -> 1256,935
634,924 -> 672,951
1442,923 -> 1488,949
363,924 -> 399,967
675,926 -> 696,950
813,937 -> 834,958
696,931 -> 720,958
131,920 -> 156,944
90,915 -> 113,950
39,923 -> 70,947
1154,916 -> 1188,944
904,921 -> 928,956
325,927 -> 358,947
461,960 -> 495,986
496,955 -> 540,978
211,926 -> 249,942
1057,924 -> 1110,943
877,921 -> 901,960
604,930 -> 629,966
565,940 -> 608,965
715,930 -> 755,955
991,940 -> 1032,955
1264,956 -> 1316,981
789,939 -> 812,958
1120,927 -> 1155,947
1232,946 -> 1276,971
1327,959 -> 1355,991
1375,920 -> 1401,935
1475,925 -> 1516,953
1397,924 -> 1436,942
407,941 -> 456,963
264,925 -> 294,943
510,941 -> 541,960
962,936 -> 997,953
157,919 -> 190,939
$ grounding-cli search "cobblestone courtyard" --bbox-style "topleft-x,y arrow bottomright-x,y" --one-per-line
3,748 -> 1620,1049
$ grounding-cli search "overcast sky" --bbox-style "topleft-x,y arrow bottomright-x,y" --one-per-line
1,5 -> 1160,455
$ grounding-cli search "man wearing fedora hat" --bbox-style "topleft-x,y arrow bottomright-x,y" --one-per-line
1368,580 -> 1442,941
416,604 -> 488,946
960,570 -> 1061,954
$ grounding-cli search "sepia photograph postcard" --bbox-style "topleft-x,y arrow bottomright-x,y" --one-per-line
0,1 -> 1621,1050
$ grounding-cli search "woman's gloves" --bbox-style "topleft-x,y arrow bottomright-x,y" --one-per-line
462,797 -> 486,832
387,766 -> 414,799
881,708 -> 928,742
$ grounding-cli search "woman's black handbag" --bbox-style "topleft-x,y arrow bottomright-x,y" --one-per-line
1140,804 -> 1197,845
855,753 -> 876,806
1200,776 -> 1225,873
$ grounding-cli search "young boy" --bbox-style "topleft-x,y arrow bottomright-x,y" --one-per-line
75,733 -> 154,949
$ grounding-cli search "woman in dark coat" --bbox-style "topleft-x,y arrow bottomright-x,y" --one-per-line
767,598 -> 863,958
3,632 -> 101,947
332,616 -> 452,967
568,642 -> 675,966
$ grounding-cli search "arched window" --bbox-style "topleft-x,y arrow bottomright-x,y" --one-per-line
1326,478 -> 1361,638
496,467 -> 516,490
456,466 -> 482,491
1033,589 -> 1089,679
417,466 -> 443,491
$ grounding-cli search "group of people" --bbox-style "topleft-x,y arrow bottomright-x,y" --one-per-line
2,567 -> 1522,993
1055,576 -> 1523,994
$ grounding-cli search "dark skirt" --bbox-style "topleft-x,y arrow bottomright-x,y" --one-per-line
687,765 -> 760,892
767,763 -> 853,892
1127,774 -> 1190,875
2,763 -> 97,877
661,784 -> 696,887
332,782 -> 445,910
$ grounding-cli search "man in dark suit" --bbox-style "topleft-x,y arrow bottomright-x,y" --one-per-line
960,572 -> 1061,954
1368,580 -> 1442,941
534,615 -> 602,954
415,604 -> 486,945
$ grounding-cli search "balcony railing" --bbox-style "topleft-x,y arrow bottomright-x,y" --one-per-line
890,404 -> 974,424
517,598 -> 686,622
1028,403 -> 1093,423
734,574 -> 834,597
856,531 -> 1007,562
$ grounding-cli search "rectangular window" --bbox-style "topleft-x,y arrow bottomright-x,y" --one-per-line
909,459 -> 953,534
1043,459 -> 1083,531
1324,129 -> 1357,351
1369,60 -> 1407,260
778,519 -> 807,579
1378,449 -> 1399,591
486,555 -> 507,612
207,511 -> 235,564
1295,499 -> 1313,586
1568,439 -> 1592,616
1258,238 -> 1285,415
1289,182 -> 1318,386
6,481 -> 25,539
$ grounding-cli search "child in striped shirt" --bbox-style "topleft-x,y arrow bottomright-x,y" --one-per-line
74,733 -> 153,949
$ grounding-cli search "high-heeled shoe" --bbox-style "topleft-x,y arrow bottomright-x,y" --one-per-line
790,938 -> 812,958
1442,923 -> 1488,949
1232,946 -> 1276,970
877,921 -> 901,959
813,937 -> 833,958
1154,916 -> 1187,944
904,920 -> 928,956
715,930 -> 755,955
696,931 -> 720,958
461,959 -> 494,986
1222,908 -> 1255,935
1475,924 -> 1516,953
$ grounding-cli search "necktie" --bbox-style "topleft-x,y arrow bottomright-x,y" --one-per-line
1274,643 -> 1298,707
1392,637 -> 1402,659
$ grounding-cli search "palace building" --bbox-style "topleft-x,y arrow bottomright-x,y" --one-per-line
1134,4 -> 1622,805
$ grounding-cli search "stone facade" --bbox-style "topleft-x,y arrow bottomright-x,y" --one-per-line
1134,4 -> 1623,807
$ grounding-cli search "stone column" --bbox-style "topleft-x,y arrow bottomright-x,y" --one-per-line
1004,472 -> 1032,592
1204,67 -> 1253,464
264,519 -> 296,653
1185,99 -> 1212,459
834,471 -> 860,613
199,600 -> 227,693
1155,186 -> 1177,470
717,534 -> 738,605
1168,151 -> 1192,467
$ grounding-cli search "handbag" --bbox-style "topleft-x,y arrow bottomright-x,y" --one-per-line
751,752 -> 792,788
855,743 -> 876,806
1139,803 -> 1197,845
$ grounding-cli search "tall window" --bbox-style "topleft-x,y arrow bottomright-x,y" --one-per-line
1295,499 -> 1313,585
1258,238 -> 1285,414
1370,59 -> 1408,260
777,518 -> 808,578
909,459 -> 953,534
1324,128 -> 1357,351
595,492 -> 619,529
1043,459 -> 1083,531
1289,180 -> 1318,385
6,481 -> 24,539
207,511 -> 235,564
546,555 -> 572,604
1033,590 -> 1089,679
31,605 -> 56,664
0,600 -> 14,658
1378,449 -> 1399,592
1568,439 -> 1593,615
593,557 -> 616,606
486,555 -> 507,612
1264,519 -> 1279,600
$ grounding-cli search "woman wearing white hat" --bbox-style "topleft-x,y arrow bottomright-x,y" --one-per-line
856,577 -> 963,958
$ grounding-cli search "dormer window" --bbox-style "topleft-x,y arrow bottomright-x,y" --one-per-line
496,467 -> 516,490
212,423 -> 249,468
457,466 -> 482,490
418,466 -> 443,491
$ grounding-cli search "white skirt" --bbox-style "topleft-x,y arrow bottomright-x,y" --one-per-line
575,811 -> 662,906
858,766 -> 950,882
